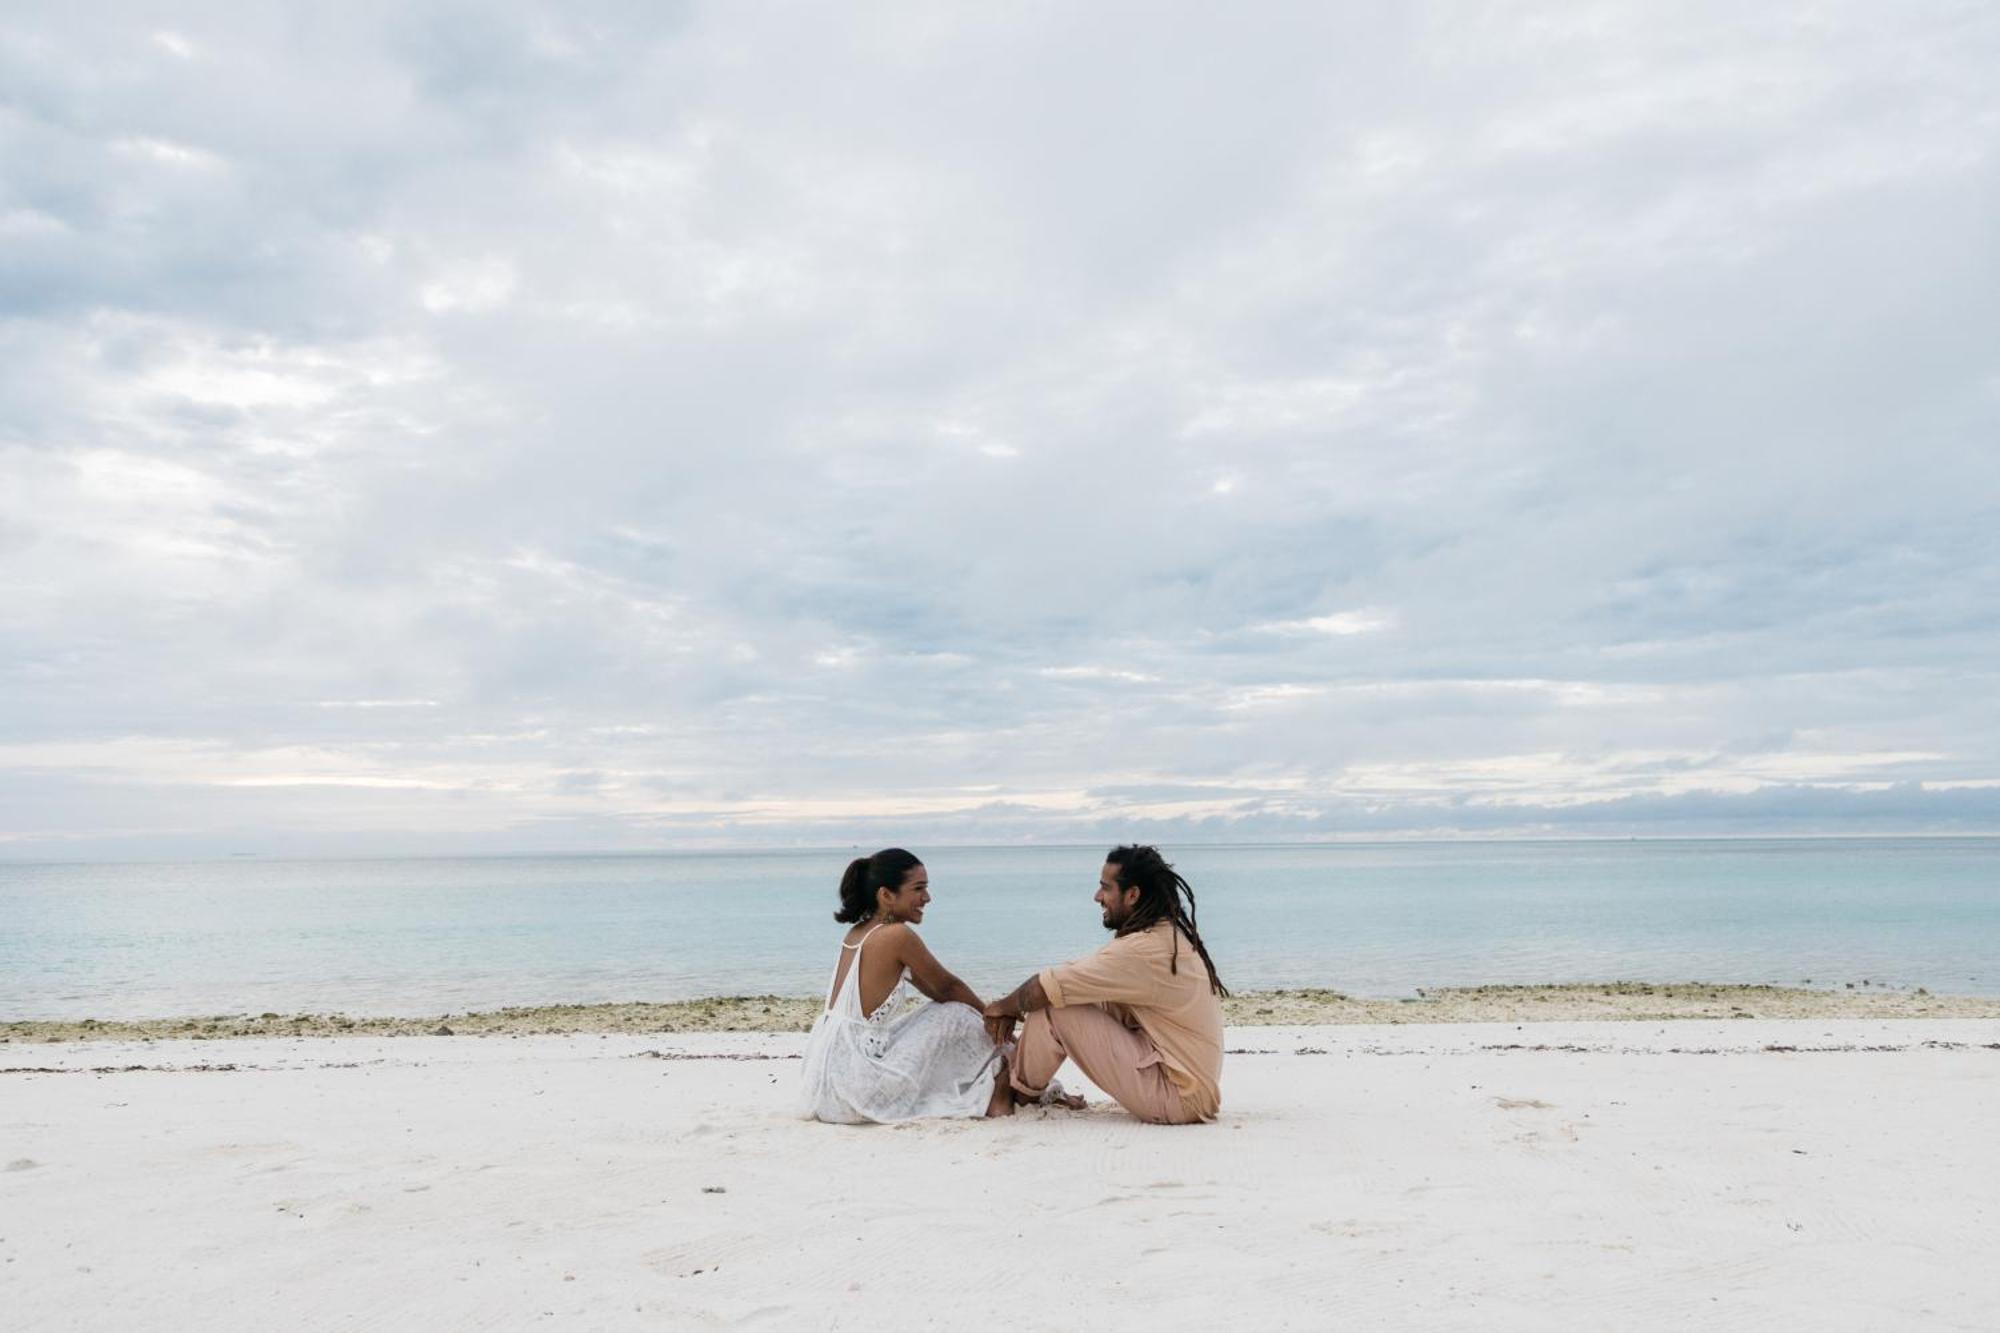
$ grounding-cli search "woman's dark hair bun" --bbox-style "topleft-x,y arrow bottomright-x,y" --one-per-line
835,848 -> 922,923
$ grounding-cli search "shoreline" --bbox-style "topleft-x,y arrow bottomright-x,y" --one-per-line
9,981 -> 2000,1041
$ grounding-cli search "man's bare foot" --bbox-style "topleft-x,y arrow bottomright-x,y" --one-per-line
1010,1085 -> 1085,1111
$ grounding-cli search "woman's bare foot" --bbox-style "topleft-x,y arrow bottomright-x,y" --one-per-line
984,1071 -> 1016,1117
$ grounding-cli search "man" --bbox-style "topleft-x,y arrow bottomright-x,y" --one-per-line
984,845 -> 1227,1124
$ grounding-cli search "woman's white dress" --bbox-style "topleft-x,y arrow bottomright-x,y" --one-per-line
797,923 -> 1000,1124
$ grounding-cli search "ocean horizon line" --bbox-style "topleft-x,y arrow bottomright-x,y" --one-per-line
7,828 -> 2000,868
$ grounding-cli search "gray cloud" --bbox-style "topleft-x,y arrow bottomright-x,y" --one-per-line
4,3 -> 1999,856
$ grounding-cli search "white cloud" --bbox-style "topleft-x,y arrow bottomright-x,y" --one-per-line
1038,666 -> 1162,684
419,258 -> 518,313
1219,683 -> 1324,710
113,137 -> 226,171
813,644 -> 868,669
1254,610 -> 1394,637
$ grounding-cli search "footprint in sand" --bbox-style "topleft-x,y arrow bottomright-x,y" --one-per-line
5,1159 -> 39,1171
1403,1182 -> 1476,1200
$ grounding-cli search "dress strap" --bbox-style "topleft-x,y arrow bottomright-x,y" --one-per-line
841,920 -> 891,951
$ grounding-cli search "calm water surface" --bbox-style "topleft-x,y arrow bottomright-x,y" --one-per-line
1,839 -> 1995,1019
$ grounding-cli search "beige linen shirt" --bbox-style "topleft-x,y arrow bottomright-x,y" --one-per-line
1037,921 -> 1224,1118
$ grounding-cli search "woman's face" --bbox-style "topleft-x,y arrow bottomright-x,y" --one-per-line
878,863 -> 931,924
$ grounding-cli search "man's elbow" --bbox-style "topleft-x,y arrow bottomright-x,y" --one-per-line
1023,975 -> 1052,1012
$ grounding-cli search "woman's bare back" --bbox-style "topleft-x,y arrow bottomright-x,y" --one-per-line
826,922 -> 911,1018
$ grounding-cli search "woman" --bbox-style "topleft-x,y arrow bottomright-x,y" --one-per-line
797,848 -> 1014,1123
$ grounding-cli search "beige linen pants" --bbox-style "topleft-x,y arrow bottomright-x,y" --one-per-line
1008,1003 -> 1200,1125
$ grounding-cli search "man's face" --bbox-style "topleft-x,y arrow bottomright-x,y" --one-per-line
1095,863 -> 1139,930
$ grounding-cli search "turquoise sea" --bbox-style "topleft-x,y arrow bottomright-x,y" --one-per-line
1,839 -> 1995,1020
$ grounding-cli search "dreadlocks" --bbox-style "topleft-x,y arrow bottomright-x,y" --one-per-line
1105,844 -> 1228,997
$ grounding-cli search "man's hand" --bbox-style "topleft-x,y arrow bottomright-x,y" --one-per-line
982,1001 -> 1018,1047
982,974 -> 1049,1046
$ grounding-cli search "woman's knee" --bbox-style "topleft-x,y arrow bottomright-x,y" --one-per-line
940,1001 -> 986,1037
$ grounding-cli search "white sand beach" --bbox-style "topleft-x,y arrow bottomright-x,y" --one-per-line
5,1018 -> 1997,1331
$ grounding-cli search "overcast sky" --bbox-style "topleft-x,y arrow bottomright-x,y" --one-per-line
4,3 -> 1999,857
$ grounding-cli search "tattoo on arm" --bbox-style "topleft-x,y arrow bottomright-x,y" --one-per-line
1005,974 -> 1049,1017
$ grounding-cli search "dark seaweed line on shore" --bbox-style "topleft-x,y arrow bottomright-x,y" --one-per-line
9,1040 -> 1997,1075
0,1059 -> 383,1075
1226,1040 -> 2000,1056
